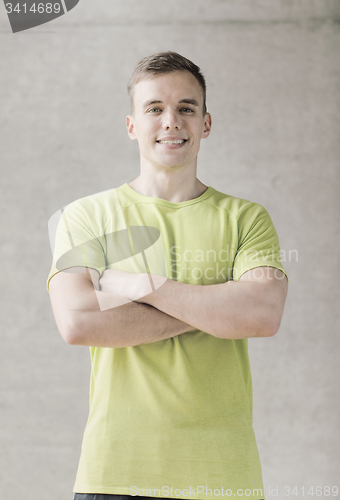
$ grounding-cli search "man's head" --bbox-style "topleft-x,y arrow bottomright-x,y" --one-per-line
126,52 -> 211,172
127,51 -> 207,116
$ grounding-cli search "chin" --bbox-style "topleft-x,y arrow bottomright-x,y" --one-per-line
156,156 -> 190,169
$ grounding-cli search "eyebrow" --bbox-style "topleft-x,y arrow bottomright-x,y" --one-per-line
179,98 -> 199,107
143,98 -> 199,108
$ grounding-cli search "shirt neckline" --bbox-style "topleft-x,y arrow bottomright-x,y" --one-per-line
120,183 -> 215,208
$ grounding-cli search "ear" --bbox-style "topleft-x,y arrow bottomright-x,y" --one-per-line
201,112 -> 212,139
126,115 -> 137,141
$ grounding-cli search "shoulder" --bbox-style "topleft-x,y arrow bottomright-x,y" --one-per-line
65,186 -> 119,209
61,185 -> 125,218
207,187 -> 269,222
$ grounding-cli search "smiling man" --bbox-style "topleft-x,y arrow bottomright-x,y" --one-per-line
47,52 -> 288,500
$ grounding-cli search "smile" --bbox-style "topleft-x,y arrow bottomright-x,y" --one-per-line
157,140 -> 187,145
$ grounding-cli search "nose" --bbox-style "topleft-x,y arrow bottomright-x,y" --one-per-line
162,108 -> 181,130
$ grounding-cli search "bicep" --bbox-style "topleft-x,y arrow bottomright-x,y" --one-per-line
239,267 -> 288,334
49,267 -> 100,343
240,266 -> 287,285
239,266 -> 288,302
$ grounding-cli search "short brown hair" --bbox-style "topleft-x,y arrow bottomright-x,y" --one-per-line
127,51 -> 207,115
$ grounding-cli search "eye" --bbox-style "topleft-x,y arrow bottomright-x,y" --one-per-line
147,107 -> 162,113
180,107 -> 194,113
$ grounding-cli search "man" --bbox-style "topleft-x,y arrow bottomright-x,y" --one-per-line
47,51 -> 288,500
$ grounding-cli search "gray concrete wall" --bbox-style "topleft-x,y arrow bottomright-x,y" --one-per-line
1,1 -> 339,499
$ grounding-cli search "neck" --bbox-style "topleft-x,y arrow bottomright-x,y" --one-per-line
128,164 -> 208,203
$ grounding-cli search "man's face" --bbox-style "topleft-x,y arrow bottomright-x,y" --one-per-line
126,70 -> 211,171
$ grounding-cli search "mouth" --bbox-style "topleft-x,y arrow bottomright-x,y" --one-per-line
156,139 -> 187,145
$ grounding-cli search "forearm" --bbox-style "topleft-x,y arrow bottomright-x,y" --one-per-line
71,290 -> 194,348
139,272 -> 287,339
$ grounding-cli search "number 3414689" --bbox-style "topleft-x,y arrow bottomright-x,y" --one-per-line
5,3 -> 62,14
283,486 -> 338,497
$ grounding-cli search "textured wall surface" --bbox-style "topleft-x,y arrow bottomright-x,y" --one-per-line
1,1 -> 339,499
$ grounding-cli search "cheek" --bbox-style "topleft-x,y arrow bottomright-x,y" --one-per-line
139,124 -> 156,140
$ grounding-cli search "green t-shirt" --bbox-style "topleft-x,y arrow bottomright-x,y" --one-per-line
47,183 -> 287,499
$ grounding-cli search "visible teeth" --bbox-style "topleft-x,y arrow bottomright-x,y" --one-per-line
158,140 -> 185,144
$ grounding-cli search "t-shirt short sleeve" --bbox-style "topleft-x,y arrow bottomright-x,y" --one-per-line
232,203 -> 287,282
46,199 -> 106,292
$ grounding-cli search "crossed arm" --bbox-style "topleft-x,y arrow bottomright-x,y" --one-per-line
49,266 -> 288,347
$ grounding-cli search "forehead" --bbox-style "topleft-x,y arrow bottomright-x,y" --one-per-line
132,70 -> 204,108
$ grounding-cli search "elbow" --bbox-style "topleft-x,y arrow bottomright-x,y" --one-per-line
212,315 -> 283,340
59,312 -> 84,345
261,323 -> 279,338
258,311 -> 283,337
61,328 -> 79,346
270,316 -> 283,337
262,281 -> 288,337
239,310 -> 283,338
251,277 -> 288,338
63,330 -> 79,346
